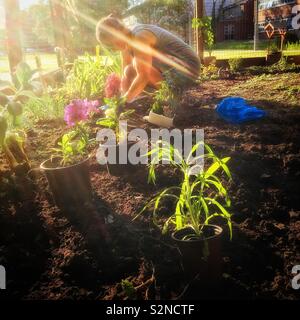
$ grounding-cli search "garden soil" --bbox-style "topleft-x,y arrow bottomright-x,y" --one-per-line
0,75 -> 300,300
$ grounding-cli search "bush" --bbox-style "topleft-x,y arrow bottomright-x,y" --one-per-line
200,64 -> 219,80
228,58 -> 244,72
269,43 -> 279,54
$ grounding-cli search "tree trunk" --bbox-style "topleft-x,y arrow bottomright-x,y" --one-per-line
49,0 -> 68,49
4,0 -> 23,77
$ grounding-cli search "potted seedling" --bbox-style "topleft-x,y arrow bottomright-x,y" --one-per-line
96,73 -> 135,174
144,81 -> 175,128
40,99 -> 100,210
136,141 -> 232,279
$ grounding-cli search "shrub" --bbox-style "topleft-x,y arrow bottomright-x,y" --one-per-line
228,58 -> 244,72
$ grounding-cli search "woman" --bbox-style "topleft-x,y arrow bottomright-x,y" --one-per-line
96,14 -> 200,103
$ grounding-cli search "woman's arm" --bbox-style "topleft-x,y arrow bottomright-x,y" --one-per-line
123,31 -> 156,102
121,50 -> 132,74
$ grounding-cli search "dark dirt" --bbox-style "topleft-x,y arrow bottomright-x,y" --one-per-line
0,73 -> 300,300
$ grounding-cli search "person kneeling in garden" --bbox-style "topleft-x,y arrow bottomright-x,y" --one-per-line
96,14 -> 200,103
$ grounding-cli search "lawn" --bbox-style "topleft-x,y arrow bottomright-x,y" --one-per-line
0,53 -> 58,74
204,49 -> 300,59
1,47 -> 299,76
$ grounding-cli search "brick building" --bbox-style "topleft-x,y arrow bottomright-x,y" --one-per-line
258,0 -> 300,38
216,0 -> 255,42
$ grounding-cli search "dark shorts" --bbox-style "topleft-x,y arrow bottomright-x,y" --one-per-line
163,68 -> 197,93
153,59 -> 199,94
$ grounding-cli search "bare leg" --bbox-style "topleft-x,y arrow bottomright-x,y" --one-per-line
148,66 -> 163,88
121,64 -> 163,94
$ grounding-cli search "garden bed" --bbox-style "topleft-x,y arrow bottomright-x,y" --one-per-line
0,72 -> 300,300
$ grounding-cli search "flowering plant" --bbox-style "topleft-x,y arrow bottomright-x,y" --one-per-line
64,99 -> 100,127
53,99 -> 99,166
97,73 -> 134,143
105,73 -> 121,98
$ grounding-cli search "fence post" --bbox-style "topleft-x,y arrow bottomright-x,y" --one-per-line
195,0 -> 204,61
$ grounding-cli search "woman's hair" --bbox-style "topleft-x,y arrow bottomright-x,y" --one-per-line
96,14 -> 127,45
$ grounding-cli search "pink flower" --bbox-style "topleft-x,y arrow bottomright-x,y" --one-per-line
84,99 -> 100,115
64,99 -> 100,127
105,73 -> 121,98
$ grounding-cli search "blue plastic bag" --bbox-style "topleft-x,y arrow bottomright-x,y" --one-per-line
216,97 -> 266,124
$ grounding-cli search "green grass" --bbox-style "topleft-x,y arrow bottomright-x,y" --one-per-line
204,49 -> 300,59
0,45 -> 299,75
205,40 -> 300,59
0,52 -> 116,75
0,53 -> 59,74
213,40 -> 270,50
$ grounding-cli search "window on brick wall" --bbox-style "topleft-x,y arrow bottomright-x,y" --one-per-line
224,24 -> 235,40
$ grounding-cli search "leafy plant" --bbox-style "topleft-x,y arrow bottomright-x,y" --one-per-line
100,45 -> 122,76
61,47 -> 122,100
269,43 -> 279,54
97,74 -> 134,143
200,64 -> 220,80
0,68 -> 37,174
151,81 -> 178,116
0,110 -> 30,174
97,97 -> 134,143
269,56 -> 290,72
192,17 -> 214,56
228,58 -> 244,72
23,94 -> 65,124
136,141 -> 232,239
52,99 -> 99,166
52,124 -> 90,166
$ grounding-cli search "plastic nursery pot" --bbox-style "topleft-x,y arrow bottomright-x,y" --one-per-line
99,141 -> 139,176
266,52 -> 282,66
172,225 -> 223,282
144,111 -> 174,128
40,156 -> 92,211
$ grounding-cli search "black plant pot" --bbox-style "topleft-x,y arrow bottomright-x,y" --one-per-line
172,225 -> 223,282
99,141 -> 141,176
40,157 -> 92,211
